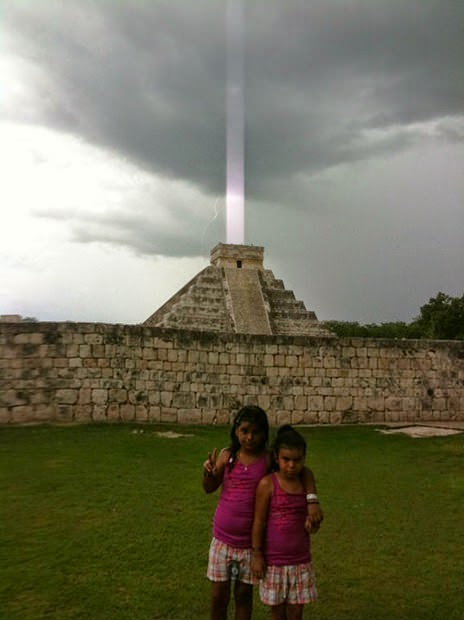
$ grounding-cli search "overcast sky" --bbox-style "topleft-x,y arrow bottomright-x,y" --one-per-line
1,0 -> 463,325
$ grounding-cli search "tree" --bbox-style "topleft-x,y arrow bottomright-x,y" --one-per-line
323,321 -> 422,339
412,292 -> 464,340
323,291 -> 464,340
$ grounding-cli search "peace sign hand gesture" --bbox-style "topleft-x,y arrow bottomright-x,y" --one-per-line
202,447 -> 225,493
203,448 -> 217,477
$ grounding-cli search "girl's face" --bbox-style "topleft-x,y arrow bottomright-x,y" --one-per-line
235,421 -> 265,454
275,446 -> 306,479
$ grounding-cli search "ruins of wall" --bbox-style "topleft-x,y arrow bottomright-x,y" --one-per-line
1,321 -> 463,425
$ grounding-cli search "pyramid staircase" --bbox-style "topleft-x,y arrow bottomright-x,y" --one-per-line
144,244 -> 333,337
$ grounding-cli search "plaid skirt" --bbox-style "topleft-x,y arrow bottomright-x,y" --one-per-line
206,537 -> 257,585
259,562 -> 318,606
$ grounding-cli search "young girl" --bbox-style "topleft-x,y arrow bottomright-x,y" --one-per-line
203,409 -> 322,620
251,425 -> 319,620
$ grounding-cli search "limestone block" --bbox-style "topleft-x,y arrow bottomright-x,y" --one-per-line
92,405 -> 107,421
109,388 -> 128,403
291,411 -> 305,425
79,344 -> 92,358
329,411 -> 342,424
160,391 -> 172,407
271,410 -> 292,426
433,398 -> 447,411
302,411 -> 320,424
385,397 -> 402,411
335,396 -> 353,411
56,405 -> 74,421
56,389 -> 78,405
213,410 -> 231,424
285,355 -> 297,368
0,407 -> 11,423
92,389 -> 108,405
120,403 -> 135,421
148,391 -> 161,405
172,392 -> 195,408
315,411 -> 328,424
323,396 -> 335,411
148,406 -> 161,422
10,405 -> 34,423
154,337 -> 173,349
294,395 -> 307,410
106,404 -> 120,421
257,394 -> 271,410
135,405 -> 149,422
160,408 -> 177,423
92,345 -> 105,357
84,333 -> 103,345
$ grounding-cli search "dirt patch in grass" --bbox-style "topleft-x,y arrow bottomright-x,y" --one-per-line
378,425 -> 463,438
153,431 -> 194,438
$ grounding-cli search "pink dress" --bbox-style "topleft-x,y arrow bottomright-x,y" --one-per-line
265,473 -> 311,566
213,453 -> 268,548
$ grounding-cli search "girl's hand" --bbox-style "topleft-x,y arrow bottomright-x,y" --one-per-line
251,552 -> 266,580
203,448 -> 217,477
305,503 -> 324,533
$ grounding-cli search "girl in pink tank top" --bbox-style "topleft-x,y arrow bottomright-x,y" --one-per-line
251,425 -> 319,620
202,411 -> 323,620
202,406 -> 270,620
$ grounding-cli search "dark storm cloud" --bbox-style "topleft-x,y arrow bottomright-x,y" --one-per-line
4,0 -> 463,192
244,0 -> 464,195
3,0 -> 463,265
3,0 -> 227,195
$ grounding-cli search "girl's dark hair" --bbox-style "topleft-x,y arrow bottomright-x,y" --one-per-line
228,405 -> 269,468
272,424 -> 306,469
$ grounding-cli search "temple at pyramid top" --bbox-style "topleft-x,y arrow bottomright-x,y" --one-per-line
143,244 -> 333,337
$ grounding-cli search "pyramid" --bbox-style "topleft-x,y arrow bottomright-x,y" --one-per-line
143,244 -> 333,337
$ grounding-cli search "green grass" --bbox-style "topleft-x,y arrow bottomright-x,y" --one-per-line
0,423 -> 463,619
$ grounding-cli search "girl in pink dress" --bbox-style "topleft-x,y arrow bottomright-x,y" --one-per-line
251,425 -> 319,620
203,410 -> 322,620
203,406 -> 270,620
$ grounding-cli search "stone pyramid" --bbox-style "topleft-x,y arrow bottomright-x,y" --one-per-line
144,244 -> 333,337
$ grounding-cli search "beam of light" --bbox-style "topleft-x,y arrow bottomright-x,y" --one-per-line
226,0 -> 244,245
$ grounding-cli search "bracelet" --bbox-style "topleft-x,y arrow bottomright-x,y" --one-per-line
306,493 -> 318,503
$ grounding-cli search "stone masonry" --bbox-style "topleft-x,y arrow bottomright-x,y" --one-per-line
1,321 -> 463,425
144,244 -> 332,337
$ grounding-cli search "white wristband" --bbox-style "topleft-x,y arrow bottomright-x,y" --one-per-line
306,493 -> 318,503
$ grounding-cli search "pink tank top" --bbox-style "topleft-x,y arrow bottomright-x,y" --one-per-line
265,473 -> 311,566
213,452 -> 268,548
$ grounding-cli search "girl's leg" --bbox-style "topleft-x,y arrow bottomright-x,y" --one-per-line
270,603 -> 286,620
233,581 -> 253,620
285,603 -> 304,620
210,581 -> 231,620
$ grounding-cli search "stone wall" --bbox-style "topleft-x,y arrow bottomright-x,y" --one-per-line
1,321 -> 464,425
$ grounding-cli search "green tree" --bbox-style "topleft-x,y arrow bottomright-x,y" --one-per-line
412,291 -> 464,340
323,321 -> 422,339
323,292 -> 464,340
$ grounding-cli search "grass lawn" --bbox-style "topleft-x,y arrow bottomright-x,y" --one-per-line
0,423 -> 463,619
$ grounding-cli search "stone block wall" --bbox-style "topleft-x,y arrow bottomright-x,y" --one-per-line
1,321 -> 463,425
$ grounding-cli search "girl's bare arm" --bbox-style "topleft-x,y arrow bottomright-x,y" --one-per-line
251,475 -> 272,579
301,466 -> 324,532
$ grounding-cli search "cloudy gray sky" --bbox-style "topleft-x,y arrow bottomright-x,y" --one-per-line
1,0 -> 463,324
